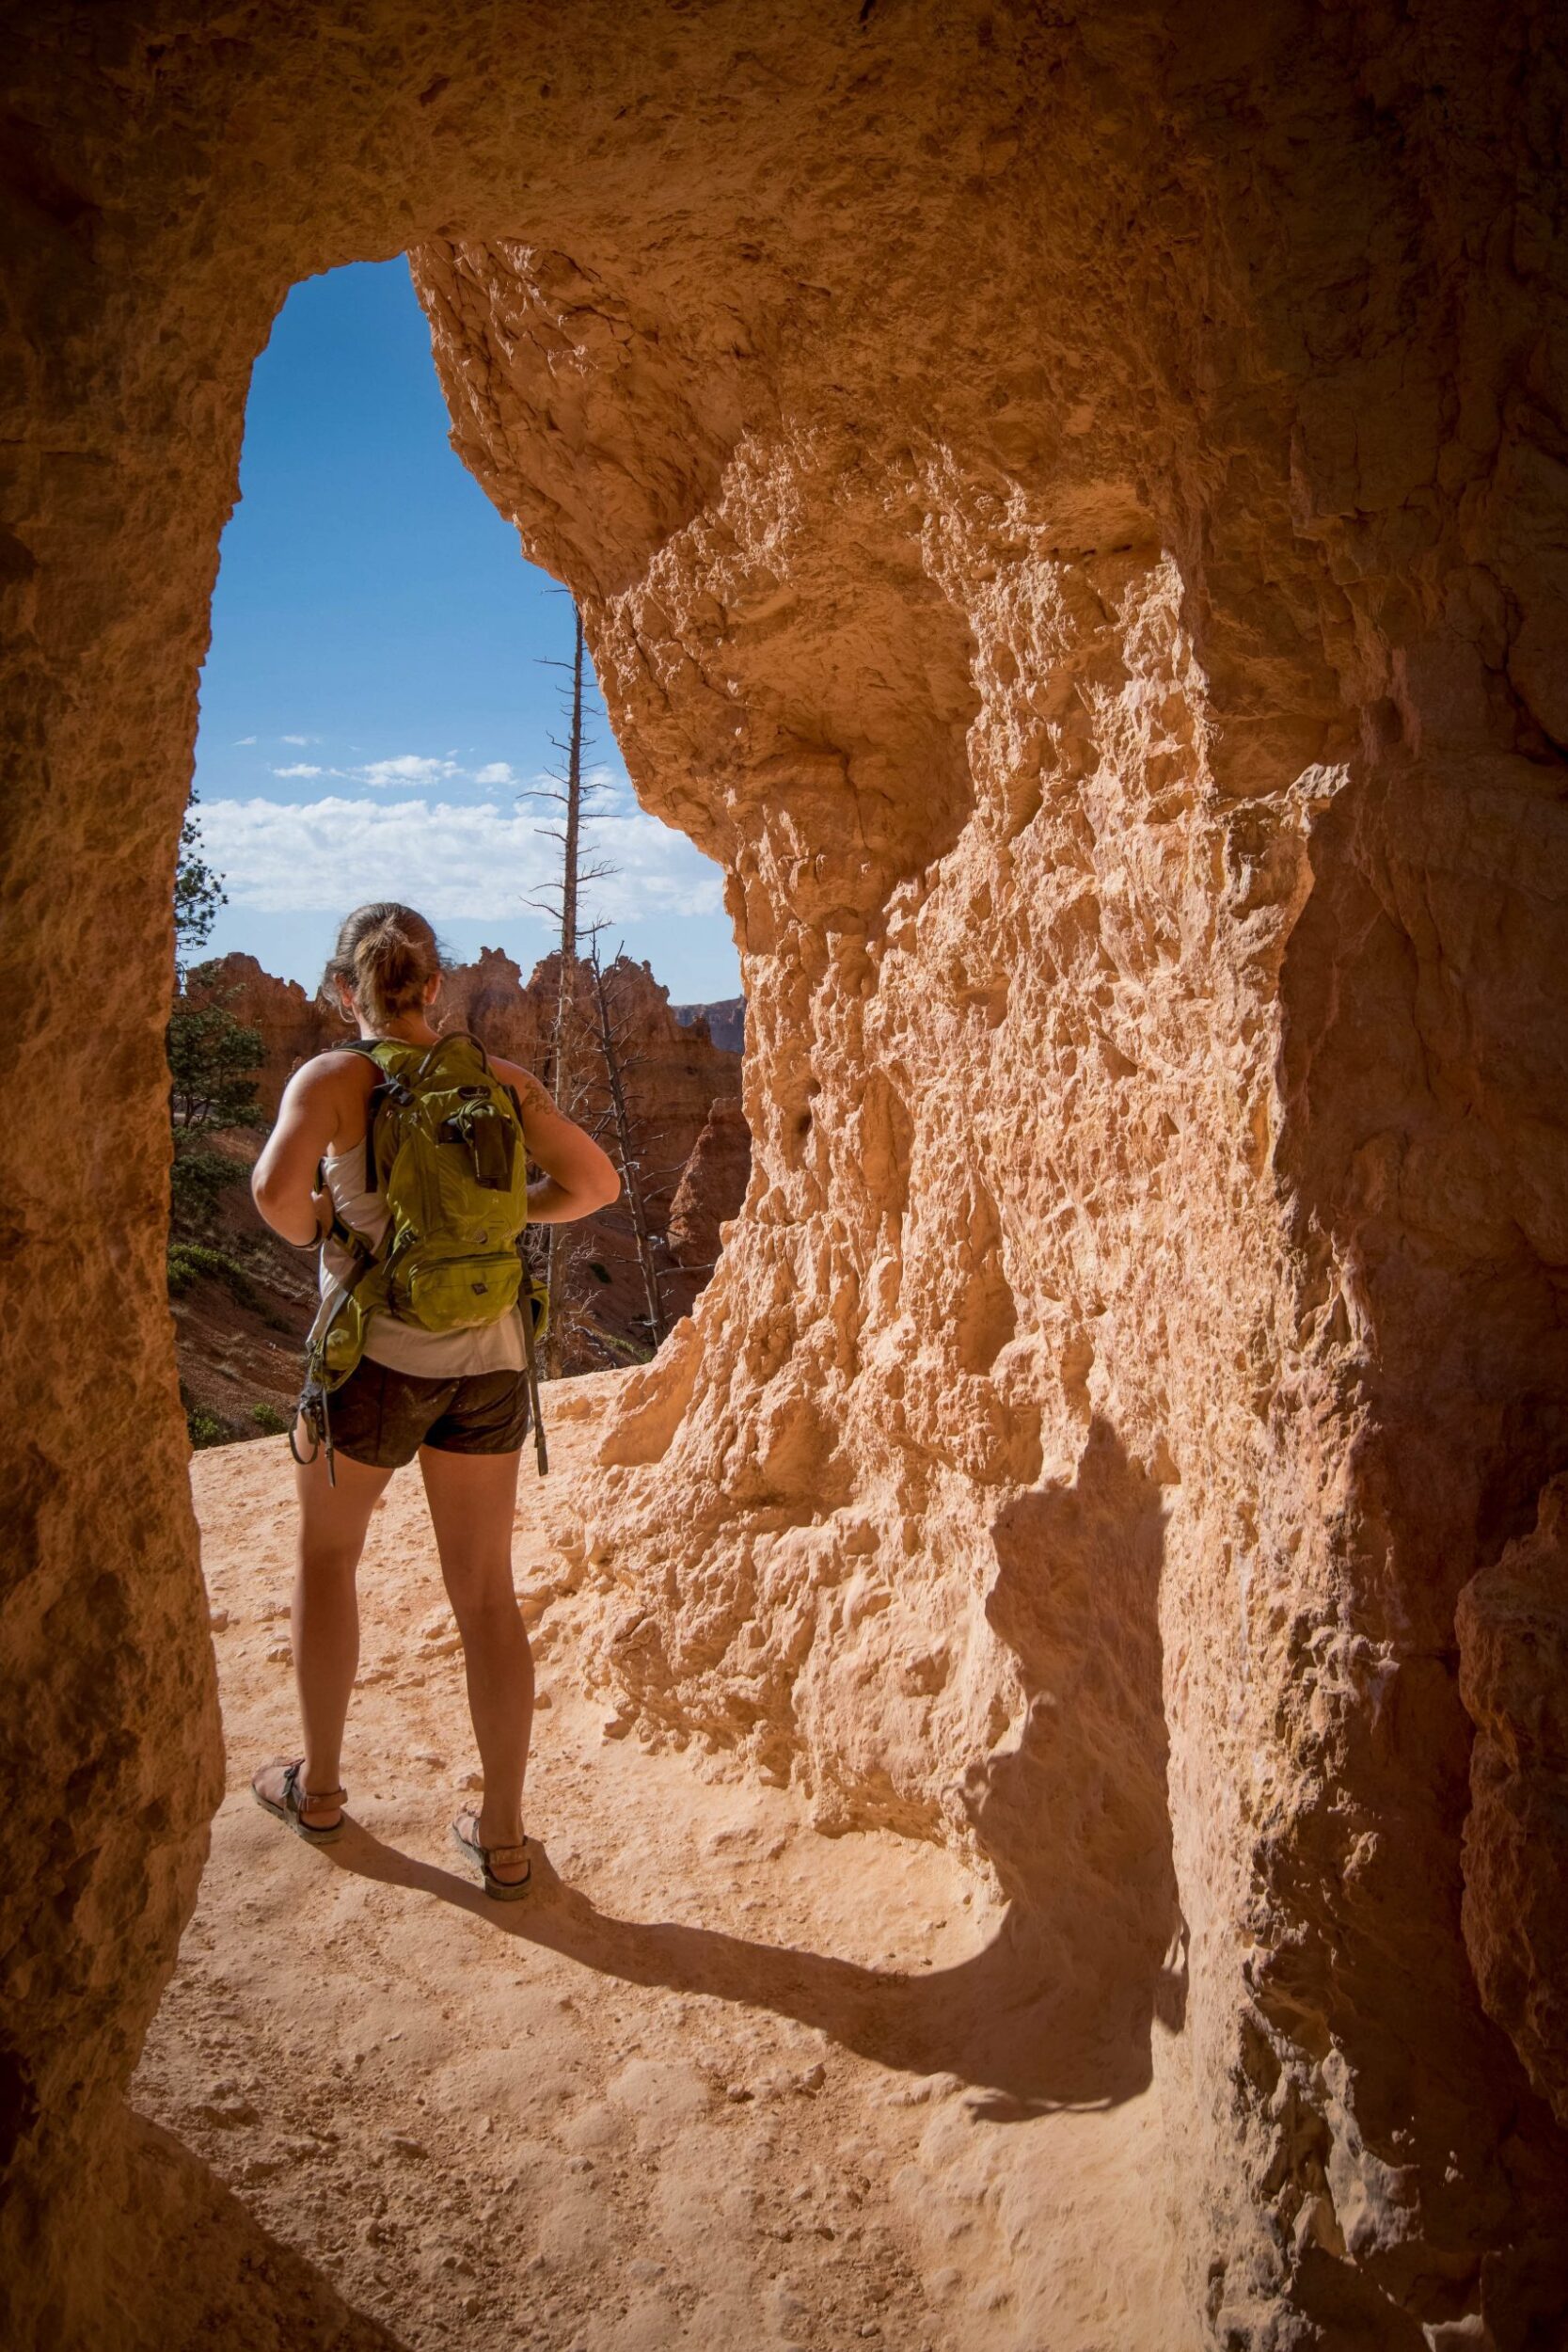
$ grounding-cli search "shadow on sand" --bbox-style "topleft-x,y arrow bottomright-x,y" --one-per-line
329,1825 -> 1171,2119
328,1415 -> 1183,2122
115,2113 -> 407,2350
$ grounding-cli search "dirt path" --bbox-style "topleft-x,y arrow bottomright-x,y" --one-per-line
135,1371 -> 1182,2352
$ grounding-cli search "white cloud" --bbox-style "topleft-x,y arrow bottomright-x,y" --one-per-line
280,733 -> 314,746
196,796 -> 726,927
358,754 -> 460,788
233,735 -> 257,746
244,747 -> 527,790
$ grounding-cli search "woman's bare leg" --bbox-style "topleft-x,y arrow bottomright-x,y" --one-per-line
256,1440 -> 393,1826
419,1444 -> 532,1878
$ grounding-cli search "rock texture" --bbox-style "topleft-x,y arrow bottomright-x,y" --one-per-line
3,6 -> 1567,2348
1458,1477 -> 1568,2132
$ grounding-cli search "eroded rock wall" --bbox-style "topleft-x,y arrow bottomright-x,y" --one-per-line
3,4 -> 1565,2345
1458,1477 -> 1568,2132
415,10 -> 1568,2342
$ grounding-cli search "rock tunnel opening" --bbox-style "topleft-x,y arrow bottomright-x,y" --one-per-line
165,255 -> 752,1418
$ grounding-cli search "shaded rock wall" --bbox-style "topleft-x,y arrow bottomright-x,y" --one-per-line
1458,1477 -> 1568,2132
1,5 -> 1565,2346
667,1097 -> 751,1276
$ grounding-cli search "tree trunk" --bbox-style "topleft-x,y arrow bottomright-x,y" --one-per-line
544,609 -> 588,1376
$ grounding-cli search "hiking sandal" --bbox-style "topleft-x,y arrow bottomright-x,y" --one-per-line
252,1758 -> 347,1844
452,1810 -> 531,1901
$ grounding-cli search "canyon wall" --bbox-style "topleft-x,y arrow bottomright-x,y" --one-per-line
195,944 -> 740,1161
2,4 -> 1565,2345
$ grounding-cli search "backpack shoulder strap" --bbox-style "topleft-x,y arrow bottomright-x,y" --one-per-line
322,1039 -> 406,1188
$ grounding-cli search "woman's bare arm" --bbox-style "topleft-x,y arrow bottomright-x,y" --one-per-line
498,1060 -> 620,1222
252,1057 -> 356,1245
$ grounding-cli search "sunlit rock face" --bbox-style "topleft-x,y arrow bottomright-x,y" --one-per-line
3,2 -> 1566,2343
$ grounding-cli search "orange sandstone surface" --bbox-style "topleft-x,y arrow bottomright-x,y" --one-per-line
3,6 -> 1567,2347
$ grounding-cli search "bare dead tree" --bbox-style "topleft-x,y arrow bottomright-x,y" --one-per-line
524,604 -> 615,1053
522,601 -> 616,1375
519,603 -> 729,1375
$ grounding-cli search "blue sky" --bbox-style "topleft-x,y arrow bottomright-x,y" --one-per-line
193,260 -> 739,1004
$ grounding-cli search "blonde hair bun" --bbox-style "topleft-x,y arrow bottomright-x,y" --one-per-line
321,902 -> 444,1027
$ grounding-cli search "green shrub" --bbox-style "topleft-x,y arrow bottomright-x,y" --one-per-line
186,1404 -> 231,1450
170,1143 -> 245,1224
249,1403 -> 290,1436
581,1320 -> 654,1366
167,1241 -> 258,1310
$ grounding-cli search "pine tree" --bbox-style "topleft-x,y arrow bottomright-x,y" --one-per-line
166,796 -> 262,1226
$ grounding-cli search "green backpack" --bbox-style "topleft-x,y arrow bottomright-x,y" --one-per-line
303,1030 -> 546,1402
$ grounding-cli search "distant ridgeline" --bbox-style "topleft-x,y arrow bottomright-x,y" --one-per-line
170,946 -> 750,1445
191,946 -> 744,1119
673,995 -> 745,1057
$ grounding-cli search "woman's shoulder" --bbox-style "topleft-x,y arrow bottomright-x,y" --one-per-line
300,1042 -> 376,1078
282,1043 -> 377,1108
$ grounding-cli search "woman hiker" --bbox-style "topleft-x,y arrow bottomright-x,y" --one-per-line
248,902 -> 619,1897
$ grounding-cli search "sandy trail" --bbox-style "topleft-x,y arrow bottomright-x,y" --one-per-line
135,1371 -> 1182,2351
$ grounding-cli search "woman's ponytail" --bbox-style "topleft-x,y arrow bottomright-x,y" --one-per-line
321,902 -> 443,1027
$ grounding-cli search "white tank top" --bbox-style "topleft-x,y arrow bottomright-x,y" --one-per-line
320,1138 -> 526,1378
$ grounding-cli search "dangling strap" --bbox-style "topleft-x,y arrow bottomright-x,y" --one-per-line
289,1384 -> 337,1486
288,1399 -> 319,1468
520,1263 -> 549,1478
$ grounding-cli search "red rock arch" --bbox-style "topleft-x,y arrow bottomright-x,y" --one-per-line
3,7 -> 1566,2343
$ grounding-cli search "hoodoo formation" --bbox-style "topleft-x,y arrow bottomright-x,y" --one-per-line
3,5 -> 1566,2346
